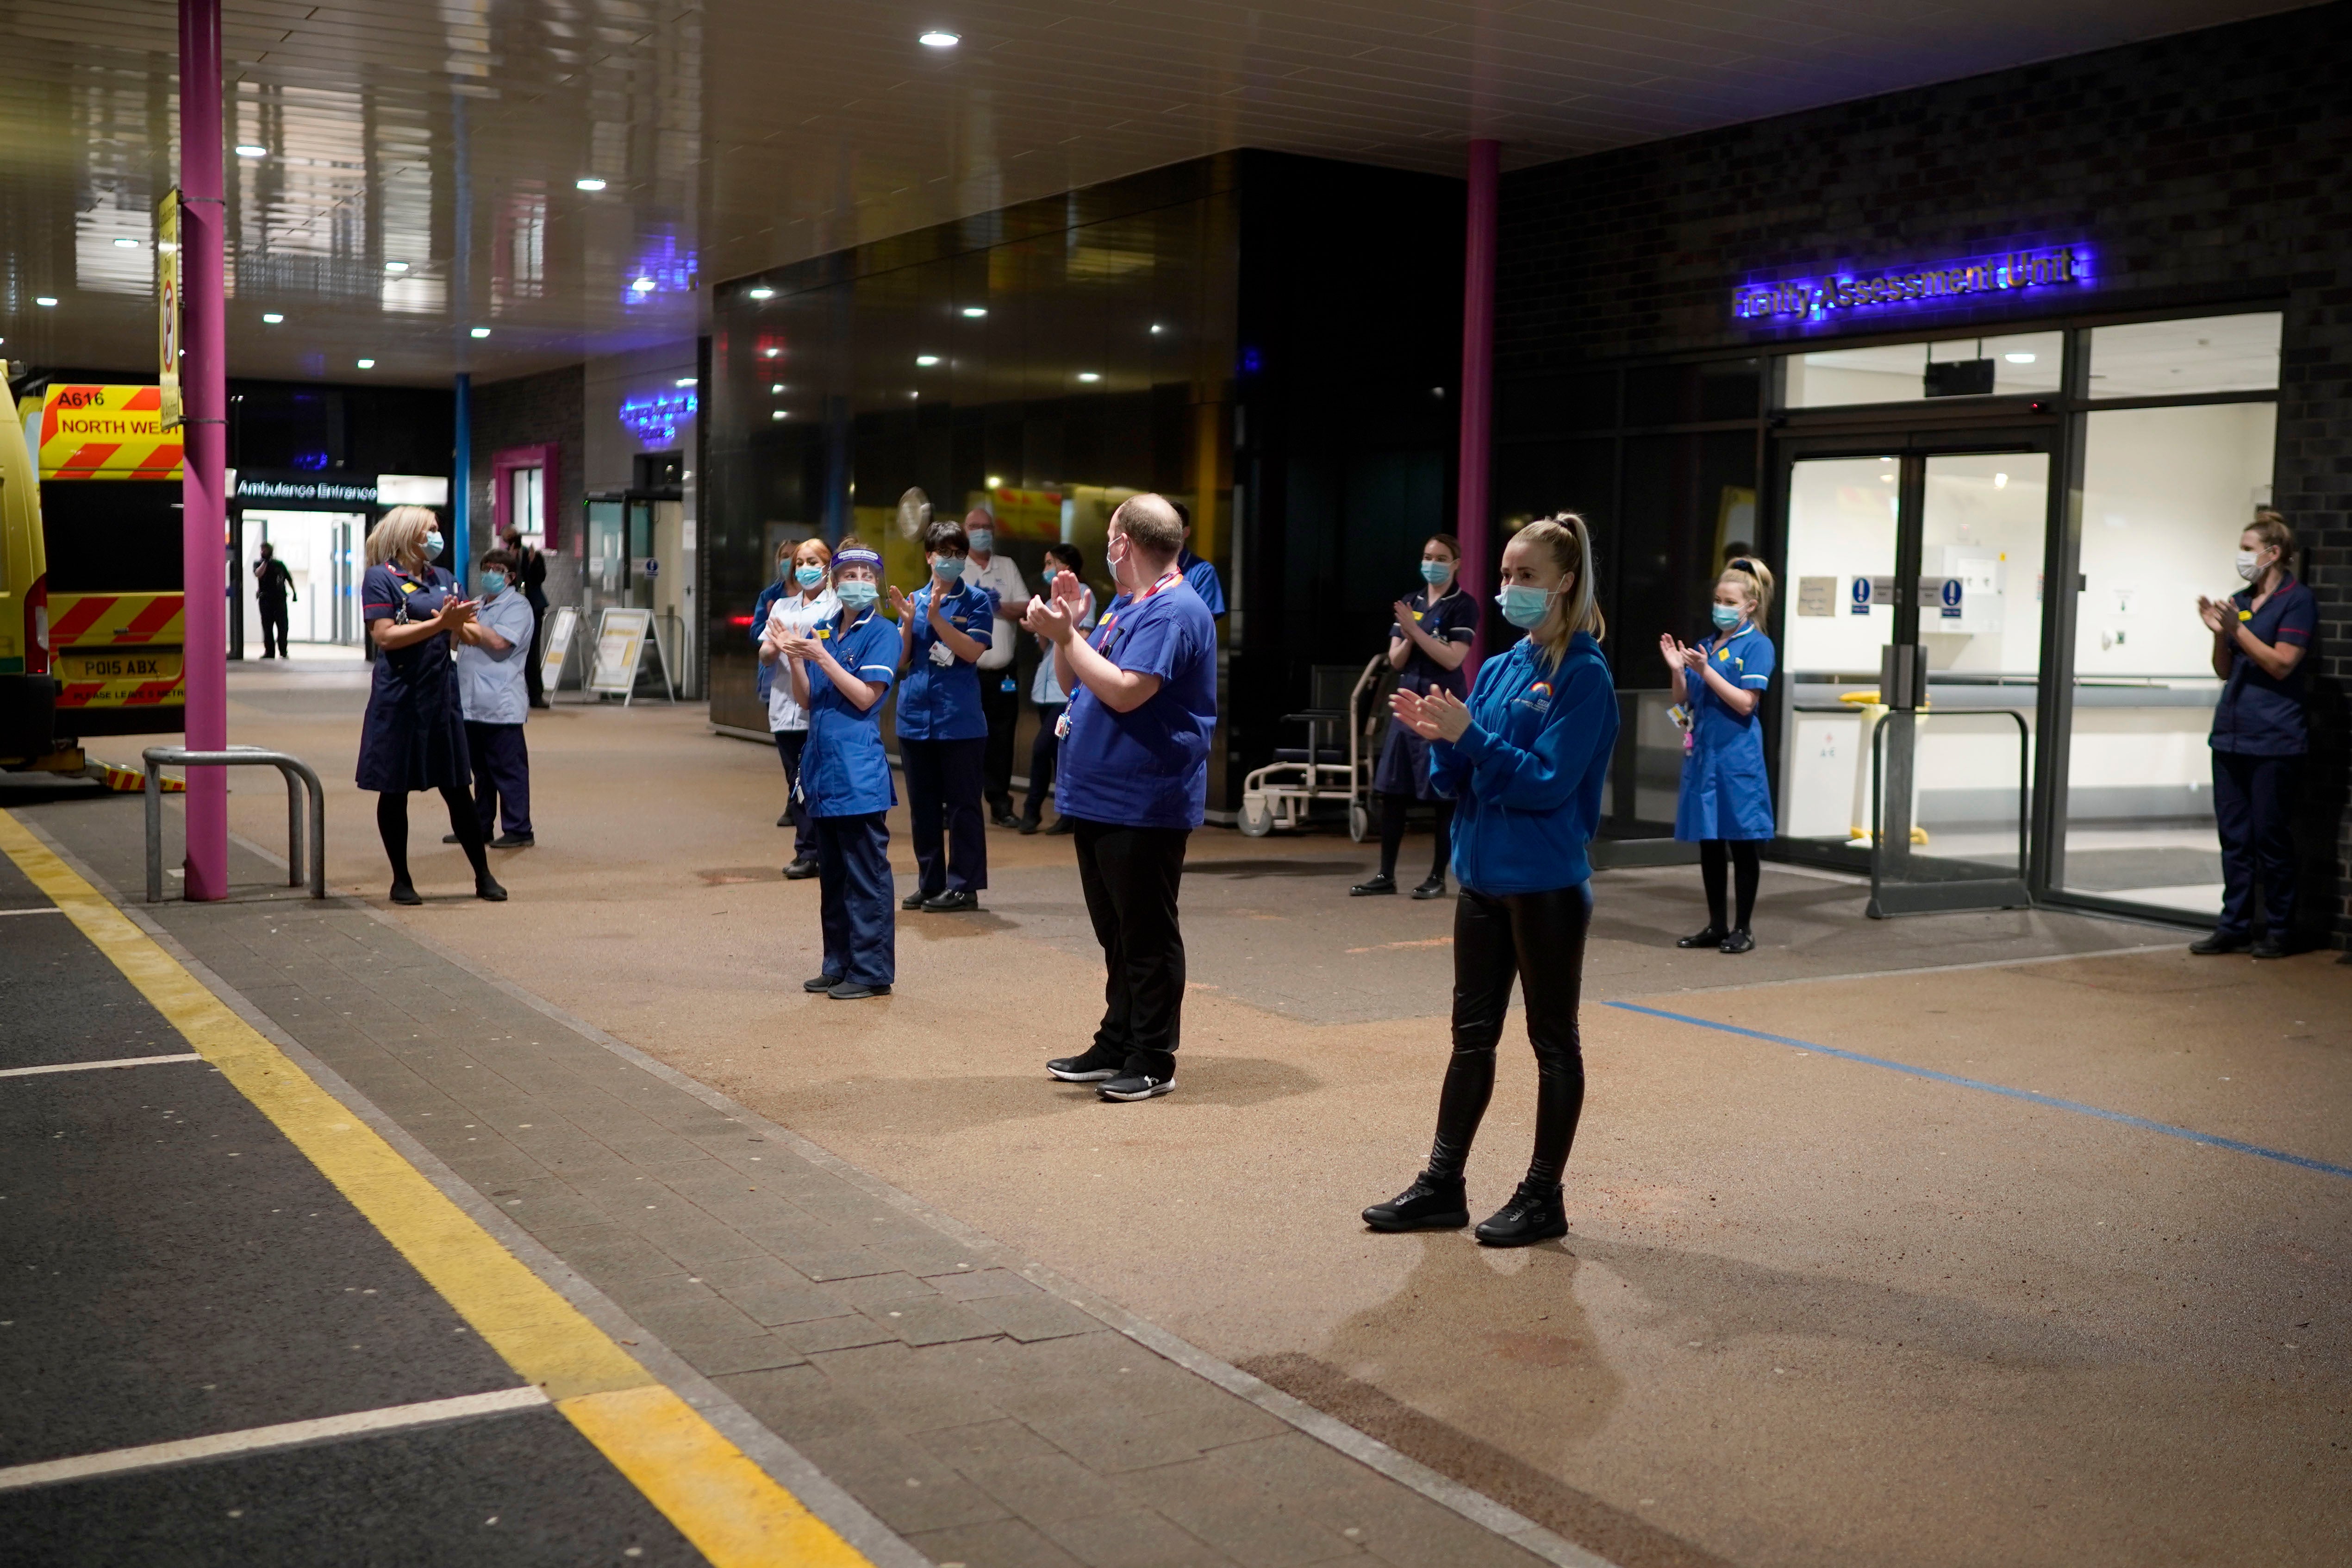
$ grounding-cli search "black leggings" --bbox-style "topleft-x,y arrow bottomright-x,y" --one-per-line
378,788 -> 489,888
1700,839 -> 1761,932
1425,882 -> 1591,1192
1377,791 -> 1454,881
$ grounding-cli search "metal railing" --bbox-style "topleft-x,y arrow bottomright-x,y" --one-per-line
143,747 -> 326,903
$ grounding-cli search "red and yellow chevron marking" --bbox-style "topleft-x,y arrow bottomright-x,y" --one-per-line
57,676 -> 182,711
94,760 -> 184,793
51,593 -> 186,711
49,593 -> 185,647
39,384 -> 184,481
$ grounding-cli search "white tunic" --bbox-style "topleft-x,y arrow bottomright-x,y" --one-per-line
764,586 -> 841,732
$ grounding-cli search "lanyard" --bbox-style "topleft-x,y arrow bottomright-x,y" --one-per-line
1098,570 -> 1181,641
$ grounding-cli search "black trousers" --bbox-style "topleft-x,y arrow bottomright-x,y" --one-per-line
979,672 -> 1021,814
1073,819 -> 1190,1080
1425,882 -> 1592,1192
464,720 -> 532,839
772,729 -> 816,862
524,593 -> 549,706
1023,704 -> 1066,821
258,598 -> 289,658
2213,750 -> 2300,938
900,735 -> 988,896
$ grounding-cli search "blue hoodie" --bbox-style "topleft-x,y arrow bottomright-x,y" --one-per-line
1429,631 -> 1617,894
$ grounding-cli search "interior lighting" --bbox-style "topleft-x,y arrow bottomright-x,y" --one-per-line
262,313 -> 284,324
470,327 -> 492,338
768,382 -> 785,393
112,237 -> 139,249
919,30 -> 960,47
916,355 -> 941,366
772,410 -> 786,420
2004,352 -> 2037,363
675,377 -> 697,388
986,475 -> 1003,488
575,177 -> 606,191
1995,472 -> 2009,488
1076,371 -> 1101,383
356,358 -> 375,369
34,297 -> 56,307
384,260 -> 411,273
1879,472 -> 1894,482
235,144 -> 268,158
961,306 -> 987,318
762,347 -> 781,358
748,287 -> 775,300
1149,323 -> 1164,334
630,276 -> 656,294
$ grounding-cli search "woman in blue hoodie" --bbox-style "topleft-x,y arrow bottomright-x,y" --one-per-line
1362,513 -> 1618,1247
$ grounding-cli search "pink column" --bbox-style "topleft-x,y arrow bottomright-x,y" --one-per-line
1455,138 -> 1499,674
179,0 -> 228,900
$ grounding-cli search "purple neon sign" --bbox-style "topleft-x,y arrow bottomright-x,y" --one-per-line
1734,245 -> 2091,324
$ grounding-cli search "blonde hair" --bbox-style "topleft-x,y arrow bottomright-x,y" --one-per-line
1722,556 -> 1775,625
2246,509 -> 2296,572
367,505 -> 439,568
793,537 -> 834,568
1516,513 -> 1606,667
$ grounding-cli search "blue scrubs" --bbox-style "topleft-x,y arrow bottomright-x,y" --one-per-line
1177,549 -> 1226,618
2209,577 -> 2314,938
356,563 -> 470,793
1374,586 -> 1477,799
1430,632 -> 1618,894
1674,624 -> 1775,842
896,581 -> 994,898
803,607 -> 902,987
1055,581 -> 1220,829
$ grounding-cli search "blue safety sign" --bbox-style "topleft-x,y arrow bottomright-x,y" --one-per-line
1850,575 -> 1873,615
1940,577 -> 1964,618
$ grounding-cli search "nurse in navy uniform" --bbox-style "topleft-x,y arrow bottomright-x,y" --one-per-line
780,540 -> 903,1000
1663,557 -> 1777,954
357,505 -> 503,906
889,516 -> 995,913
1353,533 -> 1475,899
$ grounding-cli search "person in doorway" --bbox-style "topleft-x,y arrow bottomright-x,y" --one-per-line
1169,500 -> 1227,618
1362,513 -> 1616,1246
254,542 -> 295,659
502,525 -> 551,708
891,517 -> 994,913
1662,557 -> 1778,955
959,507 -> 1031,827
2193,511 -> 2314,958
1019,543 -> 1096,835
778,540 -> 899,999
448,547 -> 537,848
1025,494 -> 1218,1103
751,540 -> 806,827
1352,533 -> 1475,899
759,538 -> 837,880
357,506 -> 505,906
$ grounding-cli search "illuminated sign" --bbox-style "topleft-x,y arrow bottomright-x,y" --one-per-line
1734,245 -> 2090,324
619,389 -> 696,444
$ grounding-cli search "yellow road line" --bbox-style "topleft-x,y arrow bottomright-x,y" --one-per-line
0,811 -> 872,1568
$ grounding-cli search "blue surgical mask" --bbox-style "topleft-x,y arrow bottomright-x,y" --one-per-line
1420,560 -> 1452,586
1710,603 -> 1743,631
836,580 -> 879,612
1040,564 -> 1060,584
932,556 -> 966,582
480,570 -> 508,595
423,531 -> 445,560
1497,585 -> 1553,630
967,530 -> 994,556
795,564 -> 825,589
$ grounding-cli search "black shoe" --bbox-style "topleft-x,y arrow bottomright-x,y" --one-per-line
1362,1172 -> 1469,1232
1677,925 -> 1726,949
828,981 -> 890,1000
1474,1182 -> 1568,1248
2251,936 -> 2289,960
1043,817 -> 1074,836
803,973 -> 842,992
776,811 -> 792,828
1411,875 -> 1447,900
1351,873 -> 1397,897
923,889 -> 981,912
490,833 -> 533,849
782,857 -> 819,881
475,876 -> 508,903
1718,929 -> 1754,955
389,881 -> 422,906
992,810 -> 1022,830
1047,1048 -> 1123,1083
441,833 -> 461,845
2189,930 -> 2251,955
1017,816 -> 1041,836
902,890 -> 931,910
1099,1073 -> 1174,1102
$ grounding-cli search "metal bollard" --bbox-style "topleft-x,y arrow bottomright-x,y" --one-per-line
143,746 -> 327,902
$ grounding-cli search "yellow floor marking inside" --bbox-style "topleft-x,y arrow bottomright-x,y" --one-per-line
0,812 -> 871,1568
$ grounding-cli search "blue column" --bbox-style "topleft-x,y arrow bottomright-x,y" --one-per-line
453,370 -> 472,591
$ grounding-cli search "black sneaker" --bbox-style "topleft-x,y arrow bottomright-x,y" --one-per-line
441,833 -> 462,845
901,890 -> 931,910
2189,930 -> 2250,955
828,980 -> 891,1000
923,888 -> 981,912
1043,817 -> 1075,836
1474,1182 -> 1568,1248
776,811 -> 792,828
1362,1172 -> 1468,1232
992,809 -> 1022,829
389,881 -> 423,906
490,833 -> 534,849
474,876 -> 509,903
2251,936 -> 2290,960
1047,1048 -> 1122,1083
1676,925 -> 1726,949
782,857 -> 819,881
1411,875 -> 1447,900
1017,817 -> 1042,836
1350,873 -> 1397,897
1099,1073 -> 1173,1102
1718,930 -> 1754,955
803,973 -> 842,993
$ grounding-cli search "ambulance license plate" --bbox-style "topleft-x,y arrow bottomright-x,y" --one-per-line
60,647 -> 182,682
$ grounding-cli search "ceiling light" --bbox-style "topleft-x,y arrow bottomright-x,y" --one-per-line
919,30 -> 960,47
575,177 -> 606,191
916,355 -> 940,367
1149,323 -> 1164,334
384,260 -> 411,273
769,382 -> 784,394
675,377 -> 697,388
1878,472 -> 1894,482
1076,371 -> 1101,383
961,306 -> 987,318
630,277 -> 656,293
748,287 -> 775,300
2004,352 -> 2037,363
470,327 -> 491,338
1995,472 -> 2009,488
34,296 -> 56,307
986,475 -> 1003,488
772,410 -> 786,420
235,144 -> 268,158
112,237 -> 139,249
262,313 -> 284,324
762,347 -> 781,358
356,358 -> 375,369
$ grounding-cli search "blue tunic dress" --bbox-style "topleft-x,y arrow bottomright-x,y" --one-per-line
356,563 -> 470,793
1673,623 -> 1776,842
1373,586 -> 1477,800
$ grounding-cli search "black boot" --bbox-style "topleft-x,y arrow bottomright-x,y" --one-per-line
1362,1172 -> 1469,1232
1474,1182 -> 1567,1247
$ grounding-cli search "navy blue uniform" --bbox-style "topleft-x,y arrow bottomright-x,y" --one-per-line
2209,577 -> 2315,940
1374,587 -> 1477,800
1673,624 -> 1776,842
356,563 -> 470,793
896,581 -> 995,899
804,607 -> 902,988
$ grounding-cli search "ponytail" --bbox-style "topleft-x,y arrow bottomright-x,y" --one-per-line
1516,513 -> 1605,669
1723,556 -> 1775,625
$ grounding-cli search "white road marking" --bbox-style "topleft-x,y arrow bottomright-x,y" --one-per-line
0,1387 -> 549,1492
0,1054 -> 206,1079
0,906 -> 65,917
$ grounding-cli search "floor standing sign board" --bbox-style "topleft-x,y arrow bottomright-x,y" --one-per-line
539,606 -> 579,695
586,606 -> 674,705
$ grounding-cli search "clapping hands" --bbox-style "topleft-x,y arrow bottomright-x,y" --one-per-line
1391,687 -> 1472,743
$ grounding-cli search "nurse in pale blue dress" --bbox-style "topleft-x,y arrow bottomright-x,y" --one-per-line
1663,558 -> 1776,954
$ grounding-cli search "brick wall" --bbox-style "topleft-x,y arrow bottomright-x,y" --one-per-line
468,364 -> 586,612
1495,0 -> 2352,946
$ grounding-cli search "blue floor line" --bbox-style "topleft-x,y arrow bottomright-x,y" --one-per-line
1606,1000 -> 2352,1182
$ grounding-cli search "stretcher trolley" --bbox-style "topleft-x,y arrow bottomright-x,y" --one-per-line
1238,655 -> 1394,841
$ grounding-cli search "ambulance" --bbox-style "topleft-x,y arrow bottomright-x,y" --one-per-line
0,378 -> 186,772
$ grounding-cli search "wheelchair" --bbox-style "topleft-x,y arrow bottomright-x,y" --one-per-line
1237,655 -> 1395,841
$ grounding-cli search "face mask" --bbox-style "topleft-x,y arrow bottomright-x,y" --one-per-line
1106,535 -> 1130,577
1497,585 -> 1554,630
2234,550 -> 2263,582
967,530 -> 994,555
1040,564 -> 1060,583
836,579 -> 879,611
932,556 -> 966,582
423,531 -> 445,560
795,564 -> 825,589
480,570 -> 508,595
1711,603 -> 1743,630
1420,560 -> 1452,586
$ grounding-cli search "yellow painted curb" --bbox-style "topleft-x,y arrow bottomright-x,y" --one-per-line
0,811 -> 873,1568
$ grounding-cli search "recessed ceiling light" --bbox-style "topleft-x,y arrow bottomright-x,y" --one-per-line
470,327 -> 491,338
2004,352 -> 2036,363
762,347 -> 781,359
630,277 -> 656,293
112,237 -> 139,249
235,144 -> 268,158
771,410 -> 786,420
919,30 -> 960,48
674,377 -> 697,388
768,382 -> 784,393
356,358 -> 375,369
986,475 -> 1003,488
1149,323 -> 1164,334
748,286 -> 775,300
575,177 -> 606,191
262,313 -> 284,324
961,306 -> 987,318
1076,371 -> 1101,383
34,296 -> 56,307
916,355 -> 940,367
1994,472 -> 2009,488
384,260 -> 411,273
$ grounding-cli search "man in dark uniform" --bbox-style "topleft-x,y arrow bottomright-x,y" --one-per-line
504,525 -> 552,707
253,542 -> 295,659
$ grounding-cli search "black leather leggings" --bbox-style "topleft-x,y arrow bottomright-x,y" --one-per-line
1426,881 -> 1592,1190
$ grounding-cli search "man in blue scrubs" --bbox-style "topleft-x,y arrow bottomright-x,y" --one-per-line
1024,494 -> 1219,1102
1169,500 -> 1226,618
